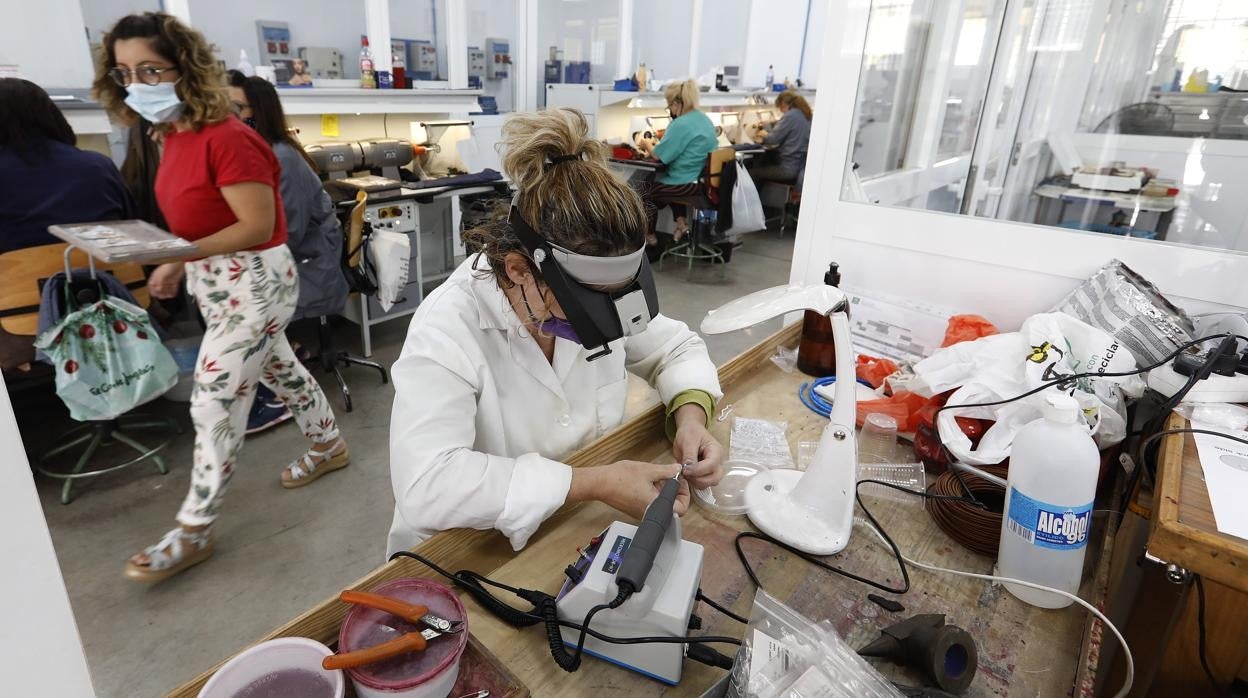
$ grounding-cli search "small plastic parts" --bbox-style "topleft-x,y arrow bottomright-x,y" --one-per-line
940,315 -> 998,348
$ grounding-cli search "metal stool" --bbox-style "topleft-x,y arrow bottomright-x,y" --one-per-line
37,413 -> 181,504
315,315 -> 388,412
657,198 -> 727,280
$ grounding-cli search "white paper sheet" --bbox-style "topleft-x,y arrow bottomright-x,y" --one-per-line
842,288 -> 956,364
1190,422 -> 1248,541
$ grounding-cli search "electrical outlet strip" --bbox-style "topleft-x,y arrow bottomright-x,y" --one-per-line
1147,362 -> 1248,403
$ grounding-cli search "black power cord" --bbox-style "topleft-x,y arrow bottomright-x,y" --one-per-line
696,588 -> 748,625
1193,575 -> 1230,697
934,333 -> 1247,419
733,479 -> 986,597
387,549 -> 743,671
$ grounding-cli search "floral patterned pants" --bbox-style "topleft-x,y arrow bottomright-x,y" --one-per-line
177,246 -> 339,526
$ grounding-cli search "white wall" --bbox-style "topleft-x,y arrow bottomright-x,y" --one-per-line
0,0 -> 95,87
694,0 -> 749,80
78,0 -> 163,45
800,0 -> 827,87
187,0 -> 368,78
0,380 -> 96,697
741,0 -> 808,88
633,0 -> 694,81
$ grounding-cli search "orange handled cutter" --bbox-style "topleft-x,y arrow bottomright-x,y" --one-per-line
322,590 -> 464,671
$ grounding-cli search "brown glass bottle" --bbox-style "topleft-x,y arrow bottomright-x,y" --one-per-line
796,262 -> 841,377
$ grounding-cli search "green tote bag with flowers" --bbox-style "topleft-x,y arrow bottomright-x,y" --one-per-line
34,296 -> 178,421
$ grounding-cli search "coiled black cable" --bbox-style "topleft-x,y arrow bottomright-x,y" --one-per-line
387,550 -> 742,671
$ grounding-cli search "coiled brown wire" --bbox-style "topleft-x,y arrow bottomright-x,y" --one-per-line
925,464 -> 1009,556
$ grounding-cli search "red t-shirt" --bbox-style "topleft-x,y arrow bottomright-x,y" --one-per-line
155,118 -> 287,251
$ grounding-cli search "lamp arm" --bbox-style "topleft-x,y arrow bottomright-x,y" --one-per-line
827,309 -> 857,428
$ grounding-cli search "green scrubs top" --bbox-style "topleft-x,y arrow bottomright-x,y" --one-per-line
653,110 -> 718,185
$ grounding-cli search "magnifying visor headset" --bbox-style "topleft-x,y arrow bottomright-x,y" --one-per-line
508,205 -> 659,361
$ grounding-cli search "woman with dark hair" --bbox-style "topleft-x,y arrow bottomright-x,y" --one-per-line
95,12 -> 348,583
226,71 -> 349,433
0,78 -> 133,254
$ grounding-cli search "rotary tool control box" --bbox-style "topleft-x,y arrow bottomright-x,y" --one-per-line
556,519 -> 704,684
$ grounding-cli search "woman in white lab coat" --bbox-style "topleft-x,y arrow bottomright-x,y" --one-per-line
388,108 -> 725,555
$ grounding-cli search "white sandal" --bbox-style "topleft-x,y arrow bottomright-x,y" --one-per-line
124,527 -> 214,583
281,439 -> 350,489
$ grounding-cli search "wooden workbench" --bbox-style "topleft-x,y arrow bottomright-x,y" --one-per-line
1152,415 -> 1248,592
171,324 -> 1109,697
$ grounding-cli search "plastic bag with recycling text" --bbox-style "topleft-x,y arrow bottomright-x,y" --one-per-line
914,312 -> 1145,465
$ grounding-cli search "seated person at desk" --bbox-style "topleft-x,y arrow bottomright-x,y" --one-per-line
0,78 -> 134,371
751,90 -> 813,191
0,78 -> 133,255
228,72 -> 349,433
636,79 -> 718,247
387,108 -> 726,554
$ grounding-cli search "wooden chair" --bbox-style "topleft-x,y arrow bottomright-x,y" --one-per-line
0,243 -> 179,504
657,147 -> 736,279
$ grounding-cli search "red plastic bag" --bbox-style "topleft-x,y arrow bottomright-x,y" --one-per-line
856,354 -> 899,389
941,314 -> 999,348
857,390 -> 928,433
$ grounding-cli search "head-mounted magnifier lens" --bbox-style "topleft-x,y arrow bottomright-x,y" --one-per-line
507,204 -> 658,361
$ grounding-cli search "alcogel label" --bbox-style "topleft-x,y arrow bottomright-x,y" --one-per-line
1006,488 -> 1092,551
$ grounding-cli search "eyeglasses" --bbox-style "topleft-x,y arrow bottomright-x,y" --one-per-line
108,64 -> 177,87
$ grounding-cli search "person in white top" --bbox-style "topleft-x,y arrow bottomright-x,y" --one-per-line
388,108 -> 726,555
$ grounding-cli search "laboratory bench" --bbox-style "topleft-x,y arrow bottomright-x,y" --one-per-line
1033,181 -> 1177,240
170,323 -> 1113,697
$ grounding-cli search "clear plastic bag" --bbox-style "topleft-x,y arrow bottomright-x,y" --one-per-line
730,417 -> 795,469
771,346 -> 798,373
1174,402 -> 1248,432
727,590 -> 902,698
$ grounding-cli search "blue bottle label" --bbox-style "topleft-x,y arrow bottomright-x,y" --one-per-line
1006,488 -> 1093,551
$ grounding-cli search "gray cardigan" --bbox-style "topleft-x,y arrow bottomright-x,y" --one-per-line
763,109 -> 812,177
273,142 -> 349,320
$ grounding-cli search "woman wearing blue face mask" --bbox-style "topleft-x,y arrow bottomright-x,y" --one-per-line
93,12 -> 349,583
387,108 -> 726,556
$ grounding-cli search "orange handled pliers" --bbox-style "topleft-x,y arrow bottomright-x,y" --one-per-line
322,590 -> 464,671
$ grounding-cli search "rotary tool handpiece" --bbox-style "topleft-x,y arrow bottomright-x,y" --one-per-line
615,474 -> 682,594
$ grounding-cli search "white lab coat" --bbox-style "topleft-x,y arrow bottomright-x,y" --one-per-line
387,257 -> 722,555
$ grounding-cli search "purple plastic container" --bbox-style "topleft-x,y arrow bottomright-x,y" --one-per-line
338,578 -> 468,697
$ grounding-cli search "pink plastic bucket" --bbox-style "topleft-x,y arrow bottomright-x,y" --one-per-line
337,578 -> 468,698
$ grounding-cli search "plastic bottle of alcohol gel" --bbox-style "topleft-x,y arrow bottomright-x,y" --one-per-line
997,393 -> 1099,608
764,64 -> 774,88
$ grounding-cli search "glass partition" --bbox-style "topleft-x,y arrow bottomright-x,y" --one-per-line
188,0 -> 367,81
466,0 -> 516,111
844,0 -> 1248,253
390,0 -> 448,83
537,0 -> 621,105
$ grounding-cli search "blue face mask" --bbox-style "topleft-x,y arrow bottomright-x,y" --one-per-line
124,82 -> 184,124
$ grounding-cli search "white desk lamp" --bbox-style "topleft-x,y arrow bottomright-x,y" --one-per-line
701,283 -> 858,555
